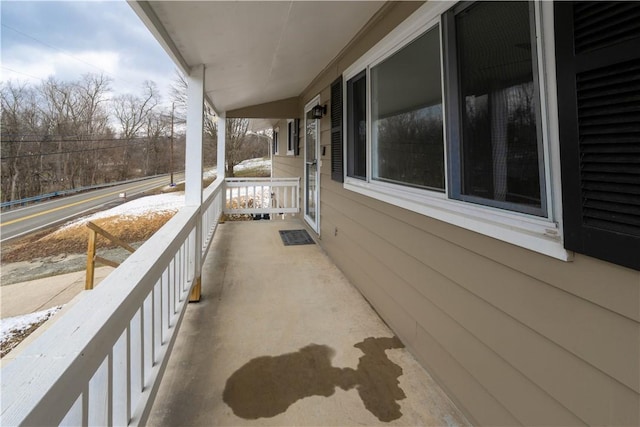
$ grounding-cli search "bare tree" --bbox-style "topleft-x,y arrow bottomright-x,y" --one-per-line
170,70 -> 217,169
144,110 -> 172,175
76,74 -> 111,184
113,81 -> 158,179
169,69 -> 187,124
1,82 -> 34,200
225,118 -> 250,177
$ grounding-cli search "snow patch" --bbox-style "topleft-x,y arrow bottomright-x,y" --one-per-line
1,306 -> 62,344
203,167 -> 217,179
234,158 -> 271,173
57,193 -> 185,232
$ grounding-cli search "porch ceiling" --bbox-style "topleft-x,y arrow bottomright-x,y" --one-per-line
129,1 -> 385,116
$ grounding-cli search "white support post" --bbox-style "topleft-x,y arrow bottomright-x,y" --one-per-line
185,65 -> 204,207
217,113 -> 226,180
185,64 -> 204,302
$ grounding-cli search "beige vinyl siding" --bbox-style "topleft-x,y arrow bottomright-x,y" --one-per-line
319,189 -> 639,425
272,119 -> 297,174
273,2 -> 640,425
272,154 -> 299,179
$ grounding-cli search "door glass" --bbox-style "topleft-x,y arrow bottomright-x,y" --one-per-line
305,115 -> 317,221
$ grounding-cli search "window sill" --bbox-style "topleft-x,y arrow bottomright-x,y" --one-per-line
344,179 -> 572,262
287,150 -> 294,156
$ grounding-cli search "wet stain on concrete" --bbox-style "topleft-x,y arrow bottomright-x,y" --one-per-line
222,336 -> 406,422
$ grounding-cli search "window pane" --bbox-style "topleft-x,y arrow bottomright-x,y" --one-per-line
347,72 -> 367,179
371,26 -> 444,191
456,1 -> 543,210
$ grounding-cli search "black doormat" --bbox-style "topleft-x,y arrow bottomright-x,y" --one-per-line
279,229 -> 315,246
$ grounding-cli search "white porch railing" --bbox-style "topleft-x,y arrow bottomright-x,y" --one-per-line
224,177 -> 300,216
0,177 -> 225,426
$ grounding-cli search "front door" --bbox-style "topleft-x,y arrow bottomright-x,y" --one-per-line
304,97 -> 320,233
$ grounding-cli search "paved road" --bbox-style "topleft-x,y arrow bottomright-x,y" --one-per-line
0,174 -> 183,243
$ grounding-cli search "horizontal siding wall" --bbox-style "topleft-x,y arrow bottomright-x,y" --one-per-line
272,118 -> 302,219
273,2 -> 640,425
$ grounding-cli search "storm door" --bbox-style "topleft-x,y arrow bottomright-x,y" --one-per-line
304,97 -> 321,233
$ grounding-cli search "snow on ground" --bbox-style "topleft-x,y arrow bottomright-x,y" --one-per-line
52,158 -> 269,233
1,306 -> 62,345
234,157 -> 271,173
203,167 -> 217,180
57,193 -> 185,232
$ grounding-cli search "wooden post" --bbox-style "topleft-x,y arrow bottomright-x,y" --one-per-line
85,221 -> 136,290
189,277 -> 201,302
85,227 -> 97,290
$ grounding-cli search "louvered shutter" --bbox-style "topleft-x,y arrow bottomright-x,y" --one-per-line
555,2 -> 640,270
331,77 -> 344,182
293,118 -> 300,156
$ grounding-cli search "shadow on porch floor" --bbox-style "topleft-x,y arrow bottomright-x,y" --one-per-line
147,219 -> 471,426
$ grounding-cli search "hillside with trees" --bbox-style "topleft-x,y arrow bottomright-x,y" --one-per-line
1,72 -> 270,203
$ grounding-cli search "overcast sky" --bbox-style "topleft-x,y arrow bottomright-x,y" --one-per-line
1,0 -> 177,105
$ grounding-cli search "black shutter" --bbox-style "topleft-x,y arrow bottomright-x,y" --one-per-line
555,2 -> 640,270
331,77 -> 344,182
293,118 -> 300,156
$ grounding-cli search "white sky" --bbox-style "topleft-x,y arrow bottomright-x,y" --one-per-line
0,0 -> 177,105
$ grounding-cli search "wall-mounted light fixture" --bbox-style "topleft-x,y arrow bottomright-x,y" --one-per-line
311,104 -> 327,119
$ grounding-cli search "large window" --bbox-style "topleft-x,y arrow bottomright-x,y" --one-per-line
371,25 -> 444,191
345,1 -> 545,215
341,1 -> 564,259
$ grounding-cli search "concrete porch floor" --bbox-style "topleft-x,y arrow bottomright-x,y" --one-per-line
147,219 -> 471,426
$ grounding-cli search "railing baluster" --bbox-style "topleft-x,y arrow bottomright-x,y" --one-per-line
169,257 -> 174,317
184,235 -> 190,293
154,279 -> 161,362
182,239 -> 188,295
59,395 -> 83,427
88,356 -> 109,426
162,269 -> 169,344
177,247 -> 183,303
127,325 -> 133,425
129,310 -> 142,420
112,331 -> 127,426
142,294 -> 150,388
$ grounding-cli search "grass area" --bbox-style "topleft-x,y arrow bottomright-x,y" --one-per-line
1,212 -> 175,263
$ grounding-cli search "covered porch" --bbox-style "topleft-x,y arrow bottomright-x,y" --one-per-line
147,219 -> 469,426
0,2 -> 470,425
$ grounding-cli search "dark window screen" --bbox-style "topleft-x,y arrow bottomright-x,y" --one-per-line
456,1 -> 543,212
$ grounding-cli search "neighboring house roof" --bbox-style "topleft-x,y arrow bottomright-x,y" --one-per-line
129,1 -> 385,116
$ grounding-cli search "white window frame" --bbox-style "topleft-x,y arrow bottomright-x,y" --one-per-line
342,0 -> 569,261
286,119 -> 295,156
